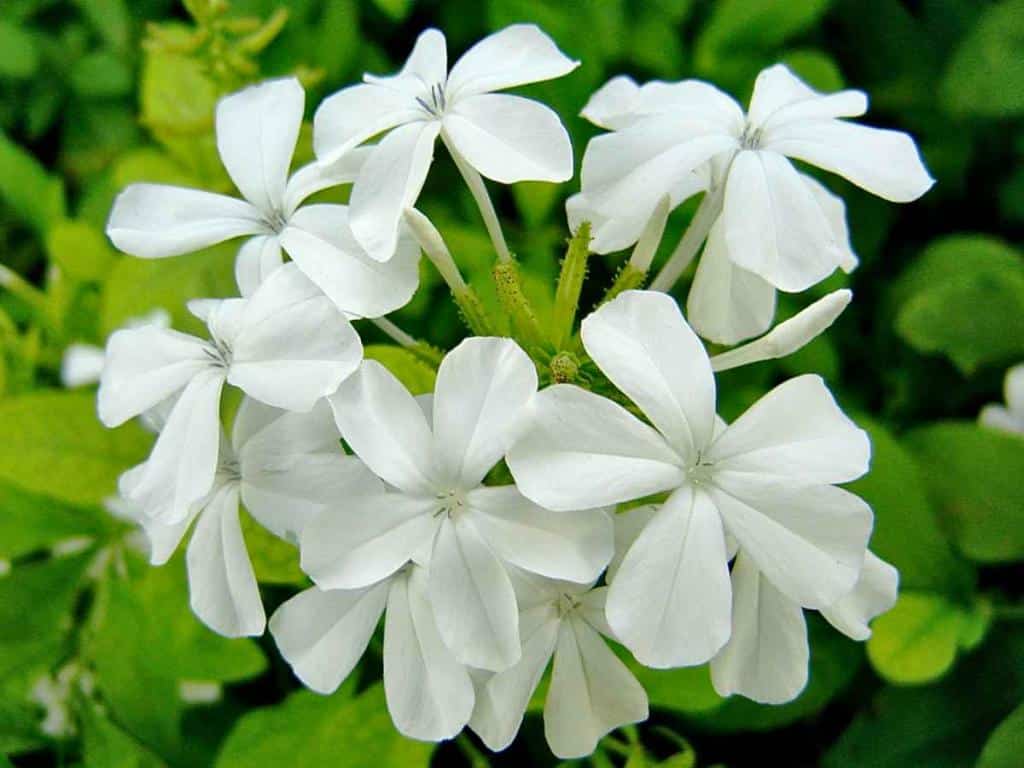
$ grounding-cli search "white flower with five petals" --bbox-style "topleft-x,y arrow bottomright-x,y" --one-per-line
106,77 -> 419,317
313,24 -> 578,262
507,290 -> 873,670
300,337 -> 613,672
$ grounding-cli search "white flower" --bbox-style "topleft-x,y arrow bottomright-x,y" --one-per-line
270,564 -> 475,742
300,336 -> 613,672
979,363 -> 1024,435
313,24 -> 578,262
106,77 -> 419,317
507,290 -> 873,670
61,309 -> 170,389
121,397 -> 374,637
469,569 -> 648,759
98,264 -> 362,525
577,65 -> 933,292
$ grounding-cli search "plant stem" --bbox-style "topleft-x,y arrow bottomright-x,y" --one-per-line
368,317 -> 444,367
551,222 -> 591,349
0,263 -> 58,333
648,185 -> 723,292
442,133 -> 512,263
455,734 -> 490,768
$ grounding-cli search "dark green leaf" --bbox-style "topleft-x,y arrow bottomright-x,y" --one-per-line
976,701 -> 1024,768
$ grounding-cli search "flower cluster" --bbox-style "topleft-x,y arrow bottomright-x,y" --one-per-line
97,23 -> 930,759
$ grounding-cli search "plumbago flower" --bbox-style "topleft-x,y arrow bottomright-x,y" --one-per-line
106,77 -> 419,317
123,397 -> 375,637
508,290 -> 874,674
470,569 -> 648,759
61,309 -> 170,389
300,337 -> 613,673
98,263 -> 361,525
313,24 -> 578,261
979,363 -> 1024,435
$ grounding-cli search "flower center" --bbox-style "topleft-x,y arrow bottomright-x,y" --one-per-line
416,82 -> 448,118
264,209 -> 288,234
435,488 -> 467,518
557,593 -> 581,618
204,337 -> 232,369
219,455 -> 241,483
687,456 -> 715,487
740,123 -> 763,150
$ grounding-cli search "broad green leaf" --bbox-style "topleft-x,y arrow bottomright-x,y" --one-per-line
867,592 -> 989,684
976,701 -> 1024,768
73,0 -> 132,52
81,701 -> 167,768
370,0 -> 413,21
47,220 -> 117,283
215,685 -> 433,768
942,0 -> 1024,117
364,344 -> 437,395
113,148 -> 197,188
0,131 -> 65,234
905,422 -> 1024,563
628,662 -> 723,716
0,391 -> 151,507
69,51 -> 134,99
0,481 -> 115,559
0,20 -> 40,79
628,11 -> 684,75
847,418 -> 974,594
239,511 -> 304,585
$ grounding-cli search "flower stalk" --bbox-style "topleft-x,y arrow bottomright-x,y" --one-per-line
648,185 -> 724,292
443,134 -> 513,264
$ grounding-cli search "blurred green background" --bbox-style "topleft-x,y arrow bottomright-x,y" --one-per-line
1,0 -> 1023,766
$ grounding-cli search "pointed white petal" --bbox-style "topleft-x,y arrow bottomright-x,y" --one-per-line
710,552 -> 809,704
606,504 -> 658,584
137,497 -> 198,565
186,483 -> 265,637
443,94 -> 573,183
281,147 -> 371,216
580,75 -> 641,129
269,582 -> 388,693
821,551 -> 899,640
710,477 -> 871,609
365,28 -> 447,95
544,616 -> 648,759
607,487 -> 731,667
329,360 -> 438,496
446,24 -> 578,99
432,337 -> 537,488
748,64 -> 866,131
687,216 -> 777,344
300,491 -> 438,590
234,235 -> 284,297
507,384 -> 685,511
349,121 -> 441,262
215,77 -> 304,215
467,486 -> 613,584
582,290 -> 716,459
470,604 -> 560,751
279,204 -> 420,318
228,264 -> 362,411
313,84 -> 423,166
384,566 -> 475,741
429,516 -> 521,671
708,374 -> 870,484
764,118 -> 934,202
801,173 -> 858,272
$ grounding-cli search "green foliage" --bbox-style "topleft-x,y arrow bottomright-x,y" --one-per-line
942,0 -> 1024,117
976,701 -> 1024,768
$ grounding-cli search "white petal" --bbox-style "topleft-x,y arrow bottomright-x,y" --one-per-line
280,204 -> 420,318
470,604 -> 560,751
1006,364 -> 1024,415
234,235 -> 284,297
106,183 -> 264,259
582,290 -> 716,459
432,337 -> 537,488
119,471 -> 199,565
544,616 -> 648,759
443,94 -> 573,183
186,483 -> 265,637
467,485 -> 613,584
429,516 -> 521,671
764,118 -> 934,202
802,173 -> 858,272
329,360 -> 438,496
747,64 -> 866,131
313,84 -> 422,166
227,264 -> 362,411
607,487 -> 731,667
300,491 -> 438,590
710,477 -> 871,609
281,146 -> 371,216
708,374 -> 870,484
722,150 -> 844,292
384,566 -> 474,741
216,77 -> 304,214
60,344 -> 106,388
269,582 -> 388,693
821,551 -> 899,641
124,369 -> 225,524
446,23 -> 578,100
365,28 -> 448,96
507,384 -> 685,511
606,504 -> 658,584
687,215 -> 777,344
349,121 -> 440,262
710,552 -> 808,704
580,75 -> 641,129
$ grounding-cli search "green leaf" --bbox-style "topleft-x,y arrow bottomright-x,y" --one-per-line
0,20 -> 40,79
73,0 -> 132,52
239,511 -> 304,585
47,220 -> 117,283
905,422 -> 1024,563
69,51 -> 134,99
0,481 -> 115,559
363,344 -> 437,395
215,685 -> 433,768
895,235 -> 1024,373
81,701 -> 167,768
942,0 -> 1024,117
0,131 -> 65,234
780,48 -> 844,92
0,391 -> 151,507
627,662 -> 723,716
370,0 -> 413,21
976,701 -> 1024,768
